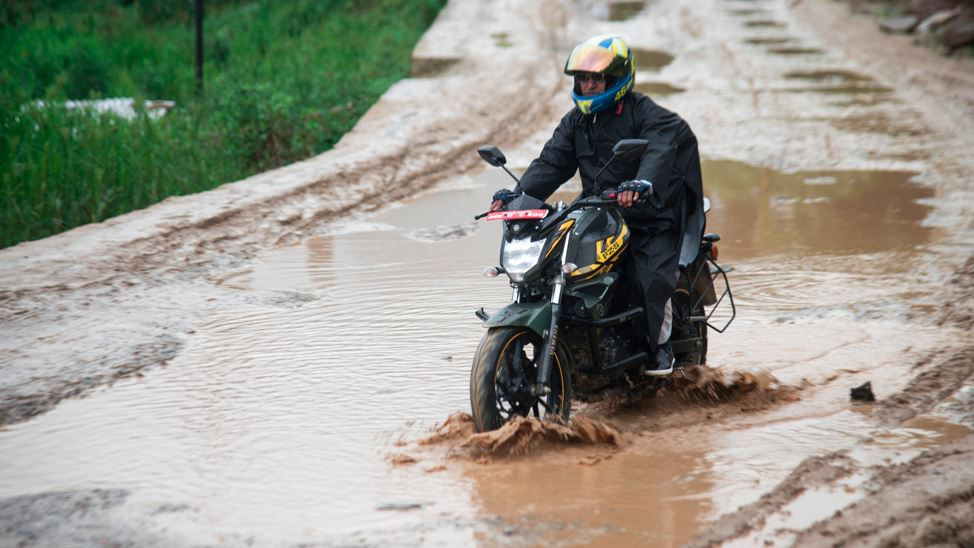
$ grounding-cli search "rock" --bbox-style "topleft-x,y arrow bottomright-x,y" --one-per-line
880,15 -> 920,34
850,381 -> 876,402
916,7 -> 962,33
943,11 -> 974,50
908,0 -> 959,20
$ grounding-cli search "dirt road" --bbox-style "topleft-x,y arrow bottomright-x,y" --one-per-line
1,0 -> 972,545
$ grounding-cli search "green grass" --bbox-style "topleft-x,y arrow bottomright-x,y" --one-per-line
0,0 -> 446,248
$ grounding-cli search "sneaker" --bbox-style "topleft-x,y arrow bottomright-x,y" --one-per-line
644,342 -> 674,377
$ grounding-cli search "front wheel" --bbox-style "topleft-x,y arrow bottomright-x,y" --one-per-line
470,327 -> 573,432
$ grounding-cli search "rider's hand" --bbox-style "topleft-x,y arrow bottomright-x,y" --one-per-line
490,188 -> 517,212
616,180 -> 652,208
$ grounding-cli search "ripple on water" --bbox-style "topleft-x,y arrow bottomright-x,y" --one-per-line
0,160 -> 953,544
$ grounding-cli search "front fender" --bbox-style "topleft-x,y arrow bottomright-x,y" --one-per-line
483,301 -> 551,338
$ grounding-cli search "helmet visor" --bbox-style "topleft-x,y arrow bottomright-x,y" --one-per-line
565,44 -> 614,74
565,43 -> 629,76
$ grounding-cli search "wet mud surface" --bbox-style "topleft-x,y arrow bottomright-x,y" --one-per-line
2,0 -> 974,545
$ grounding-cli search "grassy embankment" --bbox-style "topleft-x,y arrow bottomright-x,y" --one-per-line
0,0 -> 446,249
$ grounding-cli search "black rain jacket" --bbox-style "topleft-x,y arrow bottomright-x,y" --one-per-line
516,91 -> 703,229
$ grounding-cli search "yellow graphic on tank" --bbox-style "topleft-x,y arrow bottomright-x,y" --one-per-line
545,220 -> 575,259
569,224 -> 629,280
596,224 -> 629,263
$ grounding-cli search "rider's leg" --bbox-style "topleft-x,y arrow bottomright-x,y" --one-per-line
626,225 -> 679,374
659,297 -> 673,345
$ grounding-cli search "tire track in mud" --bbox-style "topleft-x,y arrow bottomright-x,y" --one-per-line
686,433 -> 974,548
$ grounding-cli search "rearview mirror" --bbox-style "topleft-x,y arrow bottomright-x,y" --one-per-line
477,145 -> 507,167
611,139 -> 649,160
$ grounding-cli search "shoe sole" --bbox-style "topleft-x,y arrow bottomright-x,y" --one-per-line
644,364 -> 674,377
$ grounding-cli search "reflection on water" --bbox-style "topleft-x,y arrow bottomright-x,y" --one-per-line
702,160 -> 934,259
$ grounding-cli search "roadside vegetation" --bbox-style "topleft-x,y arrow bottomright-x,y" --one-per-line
0,0 -> 446,248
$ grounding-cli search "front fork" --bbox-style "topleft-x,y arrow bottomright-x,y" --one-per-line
534,230 -> 571,398
534,274 -> 564,398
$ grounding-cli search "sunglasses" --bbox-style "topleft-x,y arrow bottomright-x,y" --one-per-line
574,72 -> 607,84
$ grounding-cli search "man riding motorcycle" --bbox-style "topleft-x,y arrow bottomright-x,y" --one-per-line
488,34 -> 704,375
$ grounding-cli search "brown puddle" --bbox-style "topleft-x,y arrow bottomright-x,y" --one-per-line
829,114 -> 928,138
768,47 -> 825,56
490,32 -> 512,48
829,94 -> 899,107
607,0 -> 647,21
632,48 -> 675,71
784,69 -> 876,83
782,69 -> 893,95
701,160 -> 934,259
464,446 -> 714,546
729,8 -> 766,16
410,56 -> 460,78
744,19 -> 786,28
787,85 -> 894,95
743,37 -> 793,45
636,81 -> 686,97
872,150 -> 929,162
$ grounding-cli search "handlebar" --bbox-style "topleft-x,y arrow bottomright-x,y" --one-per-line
533,188 -> 648,227
474,186 -> 649,222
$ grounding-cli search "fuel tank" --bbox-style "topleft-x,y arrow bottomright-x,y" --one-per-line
558,206 -> 629,281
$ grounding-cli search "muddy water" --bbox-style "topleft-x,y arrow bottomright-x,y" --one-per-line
0,152 -> 962,544
0,172 -> 515,544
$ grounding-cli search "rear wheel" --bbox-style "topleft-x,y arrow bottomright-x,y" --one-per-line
470,327 -> 573,432
673,279 -> 709,367
676,302 -> 708,366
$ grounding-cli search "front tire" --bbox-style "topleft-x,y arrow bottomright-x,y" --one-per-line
470,327 -> 573,432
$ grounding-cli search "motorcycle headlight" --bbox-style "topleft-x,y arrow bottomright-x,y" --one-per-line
501,238 -> 546,282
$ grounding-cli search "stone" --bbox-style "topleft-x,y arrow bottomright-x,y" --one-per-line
943,11 -> 974,50
880,14 -> 921,33
908,0 -> 959,20
850,381 -> 876,402
916,7 -> 962,33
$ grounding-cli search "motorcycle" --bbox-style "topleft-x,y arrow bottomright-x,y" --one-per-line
469,139 -> 735,432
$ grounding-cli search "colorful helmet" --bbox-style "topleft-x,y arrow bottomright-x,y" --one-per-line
564,35 -> 636,115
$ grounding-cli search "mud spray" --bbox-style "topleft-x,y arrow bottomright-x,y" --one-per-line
410,366 -> 792,462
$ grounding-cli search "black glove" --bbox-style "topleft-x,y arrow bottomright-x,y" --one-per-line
491,188 -> 518,205
618,180 -> 653,195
